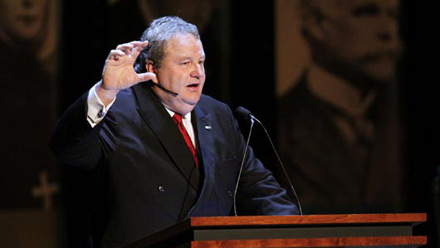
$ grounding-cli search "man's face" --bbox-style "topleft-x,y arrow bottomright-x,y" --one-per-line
311,0 -> 400,84
0,0 -> 47,41
150,33 -> 206,115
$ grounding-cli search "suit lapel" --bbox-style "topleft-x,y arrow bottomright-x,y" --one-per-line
132,82 -> 200,190
185,103 -> 214,215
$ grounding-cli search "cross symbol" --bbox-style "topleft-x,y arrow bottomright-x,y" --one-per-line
31,171 -> 59,212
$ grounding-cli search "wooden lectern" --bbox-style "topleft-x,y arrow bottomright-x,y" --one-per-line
123,213 -> 427,248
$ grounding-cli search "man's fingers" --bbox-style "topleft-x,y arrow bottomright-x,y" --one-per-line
131,45 -> 144,58
137,72 -> 158,83
109,49 -> 125,61
116,43 -> 134,55
113,41 -> 149,60
130,40 -> 149,48
130,40 -> 149,58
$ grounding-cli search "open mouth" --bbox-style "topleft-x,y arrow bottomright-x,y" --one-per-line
186,83 -> 199,89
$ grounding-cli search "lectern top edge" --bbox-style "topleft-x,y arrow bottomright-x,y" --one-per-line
123,213 -> 427,248
188,213 -> 427,227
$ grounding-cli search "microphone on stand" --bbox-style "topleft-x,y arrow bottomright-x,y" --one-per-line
233,106 -> 303,216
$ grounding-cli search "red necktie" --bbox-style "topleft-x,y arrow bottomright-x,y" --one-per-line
173,114 -> 199,168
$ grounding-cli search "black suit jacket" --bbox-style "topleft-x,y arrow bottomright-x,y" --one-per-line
277,74 -> 403,213
52,82 -> 298,247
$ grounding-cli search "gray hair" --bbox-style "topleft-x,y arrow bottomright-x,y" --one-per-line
135,16 -> 200,73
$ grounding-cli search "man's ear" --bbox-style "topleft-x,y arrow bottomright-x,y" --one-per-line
301,6 -> 328,41
146,59 -> 156,73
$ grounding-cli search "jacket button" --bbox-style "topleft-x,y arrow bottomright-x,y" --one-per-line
158,186 -> 165,192
227,190 -> 232,197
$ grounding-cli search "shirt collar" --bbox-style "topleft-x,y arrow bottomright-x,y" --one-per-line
164,107 -> 192,122
308,63 -> 376,118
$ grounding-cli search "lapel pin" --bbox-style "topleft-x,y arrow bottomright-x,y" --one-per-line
204,125 -> 212,130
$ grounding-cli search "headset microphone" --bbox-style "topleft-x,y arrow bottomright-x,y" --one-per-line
153,83 -> 178,96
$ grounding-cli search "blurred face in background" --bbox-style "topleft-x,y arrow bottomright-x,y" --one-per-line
0,0 -> 48,42
303,0 -> 400,85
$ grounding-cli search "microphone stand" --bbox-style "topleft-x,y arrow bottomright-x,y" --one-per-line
233,117 -> 254,216
233,107 -> 303,216
252,116 -> 303,215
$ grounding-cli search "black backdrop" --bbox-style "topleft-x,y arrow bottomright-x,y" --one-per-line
399,1 -> 440,245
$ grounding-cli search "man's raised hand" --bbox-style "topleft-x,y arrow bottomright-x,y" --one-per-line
97,41 -> 157,105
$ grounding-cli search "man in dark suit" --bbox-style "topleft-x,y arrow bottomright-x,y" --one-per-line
51,16 -> 299,248
278,0 -> 403,213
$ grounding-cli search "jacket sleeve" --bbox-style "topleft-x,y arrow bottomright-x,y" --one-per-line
50,92 -> 105,170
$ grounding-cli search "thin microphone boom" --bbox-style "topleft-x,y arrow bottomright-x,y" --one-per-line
233,111 -> 254,216
233,106 -> 303,216
153,83 -> 178,96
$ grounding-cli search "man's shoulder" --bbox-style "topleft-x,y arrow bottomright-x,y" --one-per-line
278,77 -> 320,114
196,94 -> 236,124
278,76 -> 338,129
198,94 -> 230,111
